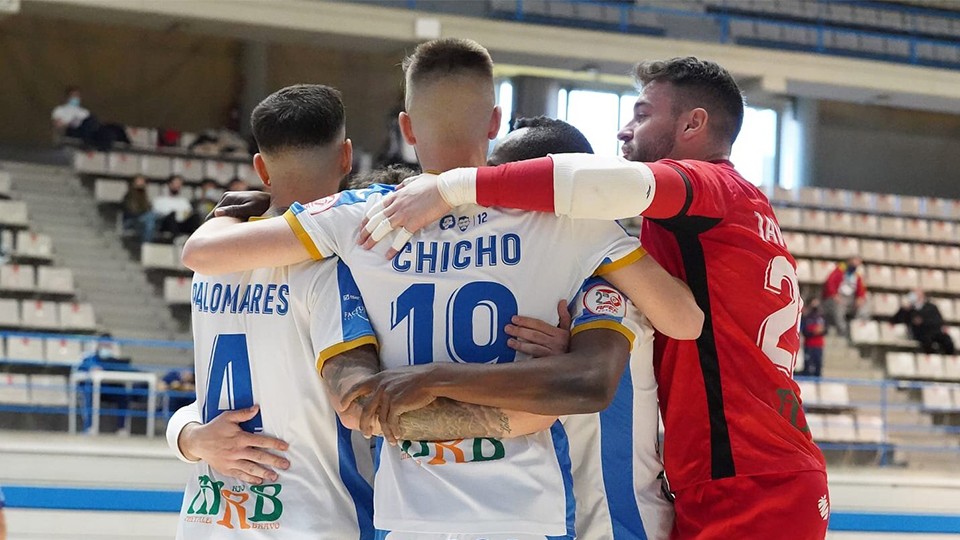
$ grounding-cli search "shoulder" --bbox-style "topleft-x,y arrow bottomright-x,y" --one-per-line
293,184 -> 396,219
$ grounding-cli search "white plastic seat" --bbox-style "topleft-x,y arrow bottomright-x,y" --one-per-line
881,322 -> 911,344
775,207 -> 801,229
141,155 -> 173,178
850,192 -> 877,212
824,414 -> 858,442
44,338 -> 83,365
204,161 -> 237,185
0,264 -> 36,291
876,193 -> 900,214
15,231 -> 53,260
879,217 -> 906,238
798,187 -> 823,206
900,196 -> 923,216
855,415 -> 885,443
141,243 -> 178,270
21,300 -> 60,329
914,244 -> 939,267
947,327 -> 960,350
125,127 -> 157,149
930,221 -> 956,242
944,356 -> 960,381
939,247 -> 960,269
782,232 -> 807,256
818,382 -> 850,407
931,297 -> 955,323
0,200 -> 29,228
946,272 -> 960,294
236,162 -> 259,186
928,198 -> 960,219
864,265 -> 894,288
917,354 -> 947,380
921,385 -> 954,410
6,336 -> 45,362
904,218 -> 929,240
163,276 -> 193,304
107,152 -> 140,176
887,352 -> 917,378
886,242 -> 912,264
801,209 -> 828,232
0,373 -> 29,405
920,269 -> 947,293
0,299 -> 20,327
36,267 -> 74,294
172,158 -> 205,182
955,301 -> 960,323
72,151 -> 108,174
850,320 -> 880,344
795,259 -> 813,283
772,186 -> 798,204
829,211 -> 855,234
872,293 -> 900,317
797,380 -> 819,405
833,237 -> 860,259
811,260 -> 834,283
807,235 -> 834,257
29,374 -> 68,406
805,413 -> 827,441
853,214 -> 878,235
860,240 -> 886,263
59,302 -> 96,331
94,178 -> 128,204
892,267 -> 919,290
822,189 -> 850,209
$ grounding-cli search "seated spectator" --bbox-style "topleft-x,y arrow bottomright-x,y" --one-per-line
799,298 -> 827,377
160,367 -> 196,412
194,179 -> 220,219
51,86 -> 129,151
77,334 -> 134,435
153,175 -> 200,240
225,178 -> 248,192
893,289 -> 956,355
188,128 -> 250,158
121,175 -> 156,243
822,257 -> 867,338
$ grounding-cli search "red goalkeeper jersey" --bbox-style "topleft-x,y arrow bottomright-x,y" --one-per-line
640,159 -> 825,491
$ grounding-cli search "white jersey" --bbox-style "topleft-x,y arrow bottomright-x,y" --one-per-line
176,258 -> 376,539
285,185 -> 644,537
564,277 -> 674,540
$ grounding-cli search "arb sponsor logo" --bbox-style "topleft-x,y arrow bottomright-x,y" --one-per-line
185,475 -> 283,530
584,284 -> 626,317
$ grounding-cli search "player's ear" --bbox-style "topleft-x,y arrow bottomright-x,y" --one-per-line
252,153 -> 270,189
399,111 -> 416,146
487,106 -> 503,140
681,108 -> 709,141
340,139 -> 354,176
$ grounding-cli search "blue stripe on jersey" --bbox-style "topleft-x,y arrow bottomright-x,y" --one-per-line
374,530 -> 390,540
550,421 -> 577,538
335,184 -> 397,208
336,417 -> 375,540
599,367 -> 648,540
337,261 -> 376,342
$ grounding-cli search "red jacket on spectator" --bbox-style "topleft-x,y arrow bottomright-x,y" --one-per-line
822,262 -> 867,300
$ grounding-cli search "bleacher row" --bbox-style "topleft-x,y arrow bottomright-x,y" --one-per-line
0,336 -> 94,366
797,378 -> 885,444
779,210 -> 959,243
0,300 -> 96,332
75,150 -> 257,186
795,258 -> 960,294
850,320 -> 960,349
0,265 -> 76,296
769,185 -> 960,220
0,373 -> 72,408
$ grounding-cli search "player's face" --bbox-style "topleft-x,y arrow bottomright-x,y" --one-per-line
617,81 -> 677,163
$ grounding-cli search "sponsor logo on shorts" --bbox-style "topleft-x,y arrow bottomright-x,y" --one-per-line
399,438 -> 506,465
583,284 -> 626,317
818,494 -> 830,521
185,475 -> 284,530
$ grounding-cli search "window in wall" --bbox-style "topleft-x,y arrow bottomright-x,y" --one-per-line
496,80 -> 514,140
731,106 -> 778,187
557,89 -> 638,156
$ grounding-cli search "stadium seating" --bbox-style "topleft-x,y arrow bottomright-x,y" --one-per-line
886,352 -> 917,378
44,338 -> 83,364
0,299 -> 20,327
59,302 -> 97,332
6,335 -> 46,362
21,300 -> 59,330
36,267 -> 74,295
163,276 -> 192,304
0,264 -> 36,292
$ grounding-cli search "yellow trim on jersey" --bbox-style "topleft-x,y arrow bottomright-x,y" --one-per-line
316,335 -> 379,375
283,209 -> 325,260
571,319 -> 636,345
593,247 -> 647,277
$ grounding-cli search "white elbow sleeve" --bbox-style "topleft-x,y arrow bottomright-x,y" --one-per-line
166,402 -> 203,463
551,154 -> 656,219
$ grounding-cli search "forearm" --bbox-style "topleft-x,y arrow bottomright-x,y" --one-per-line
398,398 -> 553,440
166,401 -> 203,463
605,255 -> 703,340
321,345 -> 382,428
181,215 -> 310,274
440,154 -> 685,220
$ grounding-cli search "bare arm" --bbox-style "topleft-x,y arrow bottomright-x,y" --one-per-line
180,216 -> 312,275
323,345 -> 555,444
604,254 -> 703,340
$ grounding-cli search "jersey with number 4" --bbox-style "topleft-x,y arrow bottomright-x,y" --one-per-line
178,259 -> 376,539
284,185 -> 644,537
640,159 -> 826,493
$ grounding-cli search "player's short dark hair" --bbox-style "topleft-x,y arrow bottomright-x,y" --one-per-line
250,84 -> 345,154
488,116 -> 593,165
402,38 -> 493,87
342,164 -> 421,191
634,57 -> 744,145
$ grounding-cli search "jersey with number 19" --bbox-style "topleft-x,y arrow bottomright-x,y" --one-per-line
177,258 -> 376,539
284,185 -> 643,537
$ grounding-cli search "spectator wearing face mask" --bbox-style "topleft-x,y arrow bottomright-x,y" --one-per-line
822,257 -> 868,338
193,179 -> 220,219
893,289 -> 956,355
51,86 -> 130,151
153,175 -> 200,240
121,175 -> 156,243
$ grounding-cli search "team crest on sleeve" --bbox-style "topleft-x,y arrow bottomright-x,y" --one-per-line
584,284 -> 626,317
304,192 -> 341,215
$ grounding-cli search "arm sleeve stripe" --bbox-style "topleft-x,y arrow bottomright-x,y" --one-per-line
283,210 -> 325,260
665,163 -> 694,218
315,335 -> 379,374
571,319 -> 636,346
593,247 -> 647,277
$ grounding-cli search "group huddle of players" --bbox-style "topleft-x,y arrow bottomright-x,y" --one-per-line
167,37 -> 829,540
